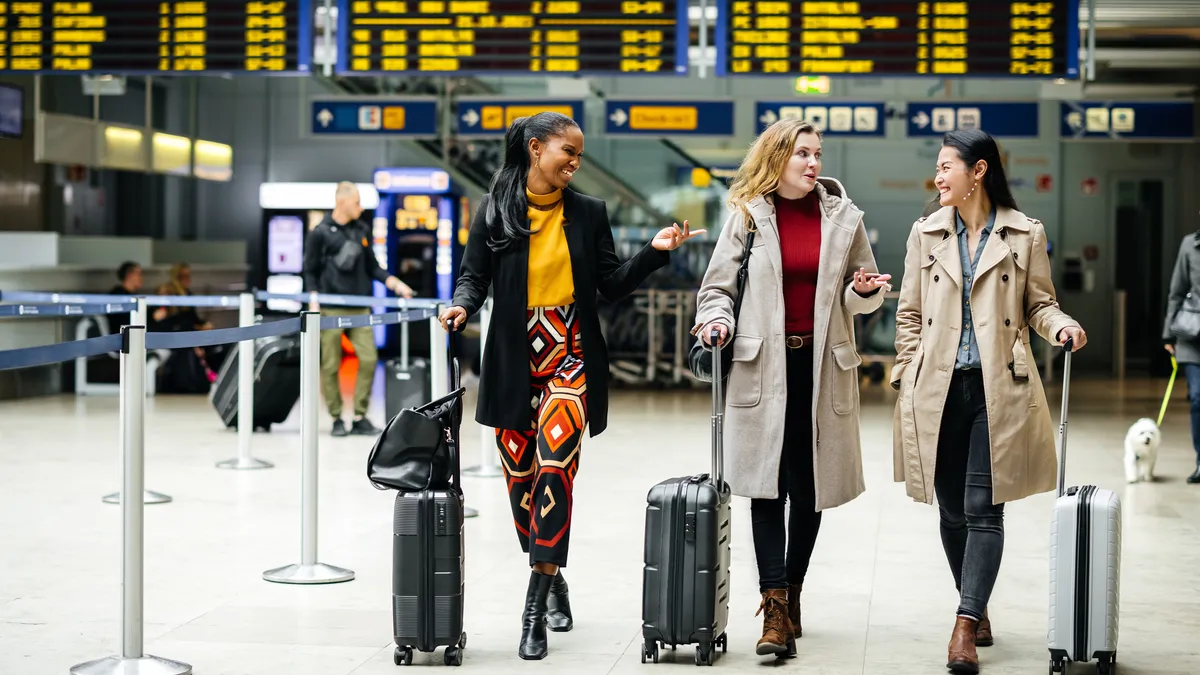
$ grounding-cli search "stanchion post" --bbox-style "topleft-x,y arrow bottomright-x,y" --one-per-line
72,326 -> 192,675
463,299 -> 501,479
263,311 -> 354,584
217,292 -> 274,470
103,297 -> 171,503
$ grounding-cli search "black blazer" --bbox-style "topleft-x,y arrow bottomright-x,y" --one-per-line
452,189 -> 669,437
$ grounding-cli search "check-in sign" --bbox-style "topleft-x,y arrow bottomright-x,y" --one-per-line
604,100 -> 735,136
457,99 -> 585,136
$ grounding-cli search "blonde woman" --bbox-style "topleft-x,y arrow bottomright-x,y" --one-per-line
693,119 -> 891,658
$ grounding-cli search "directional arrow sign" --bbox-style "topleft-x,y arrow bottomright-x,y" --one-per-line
309,99 -> 438,137
755,102 -> 885,136
455,99 -> 585,136
906,102 -> 1038,138
604,100 -> 734,136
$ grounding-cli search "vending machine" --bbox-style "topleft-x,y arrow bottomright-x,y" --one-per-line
371,167 -> 469,355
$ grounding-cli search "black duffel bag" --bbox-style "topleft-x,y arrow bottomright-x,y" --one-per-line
367,383 -> 465,492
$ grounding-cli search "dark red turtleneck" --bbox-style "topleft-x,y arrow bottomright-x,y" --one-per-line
775,192 -> 822,335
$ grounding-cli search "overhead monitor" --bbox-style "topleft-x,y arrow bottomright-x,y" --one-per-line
717,1 -> 1079,79
338,0 -> 688,76
0,1 -> 312,74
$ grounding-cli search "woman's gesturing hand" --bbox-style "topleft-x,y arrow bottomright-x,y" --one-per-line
439,306 -> 467,332
651,220 -> 706,251
852,267 -> 892,296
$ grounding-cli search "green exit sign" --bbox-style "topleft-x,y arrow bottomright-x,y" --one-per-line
794,76 -> 831,95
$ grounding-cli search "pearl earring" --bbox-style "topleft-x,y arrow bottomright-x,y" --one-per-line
963,180 -> 977,200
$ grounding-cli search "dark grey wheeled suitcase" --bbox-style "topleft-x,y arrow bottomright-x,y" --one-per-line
641,331 -> 731,666
211,335 -> 301,431
389,347 -> 467,667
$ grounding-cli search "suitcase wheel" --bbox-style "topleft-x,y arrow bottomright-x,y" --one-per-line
444,646 -> 464,667
394,646 -> 413,666
641,641 -> 659,664
694,641 -> 715,666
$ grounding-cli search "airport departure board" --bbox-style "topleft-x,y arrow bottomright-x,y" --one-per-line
718,1 -> 1079,79
338,0 -> 688,75
0,1 -> 309,74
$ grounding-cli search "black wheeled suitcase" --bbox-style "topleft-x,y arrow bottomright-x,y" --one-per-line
388,344 -> 467,667
641,331 -> 731,666
211,334 -> 301,431
385,357 -> 431,423
1048,341 -> 1122,675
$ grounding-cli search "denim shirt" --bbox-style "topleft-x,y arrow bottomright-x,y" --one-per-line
955,207 -> 996,370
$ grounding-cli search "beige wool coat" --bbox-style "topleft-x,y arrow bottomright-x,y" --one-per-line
694,178 -> 886,509
891,206 -> 1081,505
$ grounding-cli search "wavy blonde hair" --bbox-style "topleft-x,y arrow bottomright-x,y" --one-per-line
727,118 -> 822,230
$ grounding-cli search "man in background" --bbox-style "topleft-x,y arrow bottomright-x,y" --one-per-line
303,181 -> 413,437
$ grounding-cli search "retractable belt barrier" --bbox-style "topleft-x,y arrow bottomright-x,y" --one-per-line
0,302 -> 137,318
0,290 -> 241,307
254,290 -> 442,310
0,295 -> 453,675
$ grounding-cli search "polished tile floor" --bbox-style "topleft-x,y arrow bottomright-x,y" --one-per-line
1,372 -> 1198,674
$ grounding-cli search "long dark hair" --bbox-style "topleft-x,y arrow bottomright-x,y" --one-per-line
942,129 -> 1019,211
485,111 -> 579,252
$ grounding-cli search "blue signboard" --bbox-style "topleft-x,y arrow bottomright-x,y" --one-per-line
1060,101 -> 1196,140
456,100 -> 586,136
755,102 -> 885,136
906,102 -> 1040,138
310,99 -> 438,137
604,100 -> 735,137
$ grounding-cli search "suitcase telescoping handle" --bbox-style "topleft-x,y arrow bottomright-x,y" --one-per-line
710,328 -> 725,490
1056,338 -> 1074,498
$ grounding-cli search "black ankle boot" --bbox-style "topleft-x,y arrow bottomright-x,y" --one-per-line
547,572 -> 574,632
519,571 -> 554,660
1188,463 -> 1200,484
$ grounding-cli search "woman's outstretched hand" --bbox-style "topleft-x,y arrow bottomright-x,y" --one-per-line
852,268 -> 892,296
651,220 -> 706,251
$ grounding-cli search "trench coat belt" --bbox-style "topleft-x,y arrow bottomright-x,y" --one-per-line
785,334 -> 814,349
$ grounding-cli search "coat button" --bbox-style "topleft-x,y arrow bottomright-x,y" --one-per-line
1002,274 -> 1009,282
934,275 -> 939,282
928,254 -> 934,261
1008,361 -> 1014,370
927,318 -> 933,326
1013,252 -> 1019,260
1005,318 -> 1011,326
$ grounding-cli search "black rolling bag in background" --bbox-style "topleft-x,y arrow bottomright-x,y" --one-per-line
211,335 -> 301,431
385,321 -> 433,423
640,330 -> 731,666
370,333 -> 467,667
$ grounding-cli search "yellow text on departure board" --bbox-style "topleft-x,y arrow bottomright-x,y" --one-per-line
346,0 -> 674,73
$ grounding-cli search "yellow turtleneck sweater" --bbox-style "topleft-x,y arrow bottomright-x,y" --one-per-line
526,187 -> 574,308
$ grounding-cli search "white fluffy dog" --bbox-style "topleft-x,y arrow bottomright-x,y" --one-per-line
1124,418 -> 1161,484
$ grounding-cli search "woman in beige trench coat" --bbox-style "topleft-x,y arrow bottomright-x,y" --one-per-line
694,119 -> 891,659
891,129 -> 1087,674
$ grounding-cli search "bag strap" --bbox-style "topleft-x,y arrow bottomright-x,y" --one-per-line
730,214 -> 756,325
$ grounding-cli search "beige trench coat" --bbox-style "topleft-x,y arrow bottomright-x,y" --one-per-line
694,178 -> 886,509
891,206 -> 1081,505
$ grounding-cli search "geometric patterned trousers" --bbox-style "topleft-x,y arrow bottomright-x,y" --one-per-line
495,304 -> 588,567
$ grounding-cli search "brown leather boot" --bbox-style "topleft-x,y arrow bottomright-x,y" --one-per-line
946,616 -> 980,674
755,589 -> 793,656
975,610 -> 993,647
785,583 -> 802,656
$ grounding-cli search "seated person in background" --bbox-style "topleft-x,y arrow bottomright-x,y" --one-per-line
154,262 -> 222,394
107,261 -> 167,331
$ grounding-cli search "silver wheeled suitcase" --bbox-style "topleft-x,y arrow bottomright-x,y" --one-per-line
1048,341 -> 1122,675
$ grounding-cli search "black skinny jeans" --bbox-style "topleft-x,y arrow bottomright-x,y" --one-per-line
934,369 -> 1005,621
751,345 -> 823,592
